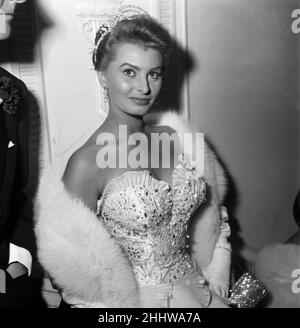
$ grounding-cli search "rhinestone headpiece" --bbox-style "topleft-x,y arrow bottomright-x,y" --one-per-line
93,5 -> 149,66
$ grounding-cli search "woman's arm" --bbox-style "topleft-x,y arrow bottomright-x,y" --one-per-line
190,140 -> 231,298
203,207 -> 231,298
62,149 -> 100,212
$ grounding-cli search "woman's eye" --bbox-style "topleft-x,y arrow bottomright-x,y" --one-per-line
148,72 -> 161,80
123,69 -> 135,77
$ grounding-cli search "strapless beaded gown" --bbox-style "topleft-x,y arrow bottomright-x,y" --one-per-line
96,153 -> 220,308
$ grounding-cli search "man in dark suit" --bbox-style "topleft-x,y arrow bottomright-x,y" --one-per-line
0,0 -> 36,307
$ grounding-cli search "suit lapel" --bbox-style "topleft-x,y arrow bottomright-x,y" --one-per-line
0,79 -> 18,209
0,69 -> 8,189
0,110 -> 8,189
3,110 -> 18,187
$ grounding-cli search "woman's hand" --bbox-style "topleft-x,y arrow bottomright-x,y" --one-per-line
203,206 -> 232,299
209,282 -> 229,299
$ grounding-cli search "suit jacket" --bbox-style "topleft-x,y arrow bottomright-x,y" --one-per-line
0,67 -> 33,269
35,111 -> 229,307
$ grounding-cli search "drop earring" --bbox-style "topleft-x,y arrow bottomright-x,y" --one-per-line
103,86 -> 108,103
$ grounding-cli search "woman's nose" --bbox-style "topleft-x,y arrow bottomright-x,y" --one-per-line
135,75 -> 150,95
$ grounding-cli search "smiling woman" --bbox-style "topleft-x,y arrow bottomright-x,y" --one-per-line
35,5 -> 232,308
98,43 -> 162,116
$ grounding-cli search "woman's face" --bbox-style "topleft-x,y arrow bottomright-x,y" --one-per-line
99,43 -> 163,117
0,0 -> 25,40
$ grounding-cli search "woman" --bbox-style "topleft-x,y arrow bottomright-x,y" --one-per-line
35,7 -> 231,308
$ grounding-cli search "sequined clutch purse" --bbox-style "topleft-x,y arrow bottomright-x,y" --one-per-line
228,273 -> 268,308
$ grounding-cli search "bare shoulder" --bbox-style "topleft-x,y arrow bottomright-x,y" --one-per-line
63,144 -> 104,212
64,146 -> 97,180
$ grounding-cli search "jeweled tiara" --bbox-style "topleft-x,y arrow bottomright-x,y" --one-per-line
93,5 -> 149,65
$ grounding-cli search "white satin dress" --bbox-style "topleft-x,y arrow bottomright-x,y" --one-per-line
95,153 -> 228,308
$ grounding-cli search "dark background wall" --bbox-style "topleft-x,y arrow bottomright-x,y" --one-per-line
187,0 -> 300,261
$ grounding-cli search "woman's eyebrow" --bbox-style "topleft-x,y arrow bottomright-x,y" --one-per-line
149,66 -> 162,71
119,63 -> 162,71
120,63 -> 140,70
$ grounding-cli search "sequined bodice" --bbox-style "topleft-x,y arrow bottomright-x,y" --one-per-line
97,154 -> 206,287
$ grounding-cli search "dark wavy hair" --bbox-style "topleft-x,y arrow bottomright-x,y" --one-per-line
93,15 -> 171,72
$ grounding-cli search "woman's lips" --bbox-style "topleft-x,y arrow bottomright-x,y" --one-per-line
129,97 -> 151,106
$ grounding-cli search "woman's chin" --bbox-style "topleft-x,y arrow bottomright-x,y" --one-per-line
128,106 -> 153,117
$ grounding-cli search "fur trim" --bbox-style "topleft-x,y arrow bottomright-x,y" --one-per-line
146,110 -> 227,269
35,162 -> 140,308
35,110 -> 227,306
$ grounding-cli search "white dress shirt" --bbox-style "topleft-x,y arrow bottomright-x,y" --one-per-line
9,243 -> 32,275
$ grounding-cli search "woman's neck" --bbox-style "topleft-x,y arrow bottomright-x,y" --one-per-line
105,108 -> 146,135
